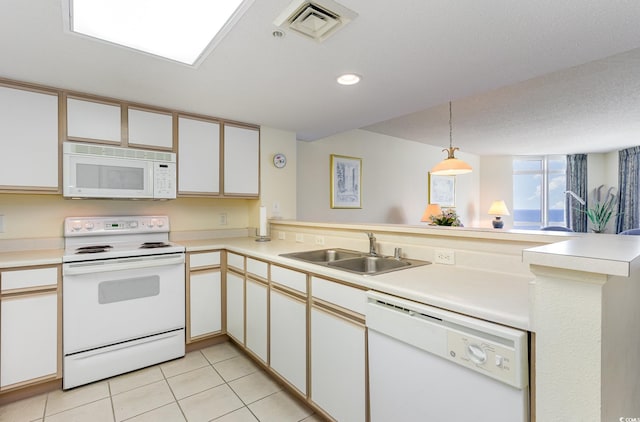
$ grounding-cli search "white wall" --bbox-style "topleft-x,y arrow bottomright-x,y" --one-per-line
296,129 -> 480,226
479,156 -> 514,229
250,126 -> 298,228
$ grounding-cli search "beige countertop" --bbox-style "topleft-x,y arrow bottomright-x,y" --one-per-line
181,237 -> 533,331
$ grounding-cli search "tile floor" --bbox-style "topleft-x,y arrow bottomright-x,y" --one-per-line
0,342 -> 323,422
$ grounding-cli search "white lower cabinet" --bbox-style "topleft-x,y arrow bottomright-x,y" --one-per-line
1,292 -> 58,388
226,271 -> 245,343
311,306 -> 366,422
270,288 -> 306,394
245,279 -> 268,362
189,270 -> 222,339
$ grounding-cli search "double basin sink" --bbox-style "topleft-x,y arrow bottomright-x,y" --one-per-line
279,248 -> 430,276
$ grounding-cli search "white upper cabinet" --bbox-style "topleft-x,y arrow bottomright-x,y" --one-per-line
66,97 -> 121,143
223,125 -> 259,196
178,116 -> 220,195
127,107 -> 173,150
0,85 -> 58,190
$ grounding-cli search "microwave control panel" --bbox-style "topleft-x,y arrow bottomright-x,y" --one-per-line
153,162 -> 176,199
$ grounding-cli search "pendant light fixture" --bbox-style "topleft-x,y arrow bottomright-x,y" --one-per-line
430,101 -> 472,176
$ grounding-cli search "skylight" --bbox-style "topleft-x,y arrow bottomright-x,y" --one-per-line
66,0 -> 253,66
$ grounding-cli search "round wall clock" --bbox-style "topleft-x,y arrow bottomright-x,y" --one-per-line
273,153 -> 287,169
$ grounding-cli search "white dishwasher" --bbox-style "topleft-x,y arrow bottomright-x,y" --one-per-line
366,291 -> 529,422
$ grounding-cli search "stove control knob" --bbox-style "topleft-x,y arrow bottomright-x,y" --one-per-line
71,220 -> 82,231
84,222 -> 94,231
148,219 -> 155,228
129,221 -> 138,229
156,219 -> 164,228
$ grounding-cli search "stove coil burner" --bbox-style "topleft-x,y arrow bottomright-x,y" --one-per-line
76,245 -> 114,254
140,242 -> 171,249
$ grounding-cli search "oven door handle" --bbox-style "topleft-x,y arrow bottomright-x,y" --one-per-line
63,254 -> 185,275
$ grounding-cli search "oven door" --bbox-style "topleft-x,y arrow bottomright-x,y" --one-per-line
63,253 -> 185,355
63,153 -> 154,199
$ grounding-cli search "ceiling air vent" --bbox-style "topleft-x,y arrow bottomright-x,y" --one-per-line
274,0 -> 358,42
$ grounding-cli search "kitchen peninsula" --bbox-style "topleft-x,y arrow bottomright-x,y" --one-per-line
1,221 -> 639,421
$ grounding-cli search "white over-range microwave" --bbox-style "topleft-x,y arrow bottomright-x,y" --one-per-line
63,142 -> 176,199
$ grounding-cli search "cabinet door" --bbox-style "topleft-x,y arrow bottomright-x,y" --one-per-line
270,289 -> 306,394
67,97 -> 121,142
226,271 -> 244,343
246,279 -> 268,362
178,116 -> 220,194
1,292 -> 58,388
0,85 -> 58,190
189,270 -> 222,340
311,306 -> 366,422
223,125 -> 259,196
128,107 -> 173,150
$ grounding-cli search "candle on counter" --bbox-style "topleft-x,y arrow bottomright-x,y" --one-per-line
259,206 -> 268,236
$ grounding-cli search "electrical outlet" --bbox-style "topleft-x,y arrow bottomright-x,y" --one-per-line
434,249 -> 455,265
278,231 -> 286,240
295,233 -> 304,243
218,213 -> 227,225
315,236 -> 325,245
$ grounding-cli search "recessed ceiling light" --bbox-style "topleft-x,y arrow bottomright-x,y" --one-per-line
64,0 -> 254,66
337,73 -> 361,86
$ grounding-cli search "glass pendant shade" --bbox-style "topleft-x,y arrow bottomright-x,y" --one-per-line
431,102 -> 472,176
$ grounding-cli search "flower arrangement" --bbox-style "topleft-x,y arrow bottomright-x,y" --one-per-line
430,208 -> 463,227
586,185 -> 618,233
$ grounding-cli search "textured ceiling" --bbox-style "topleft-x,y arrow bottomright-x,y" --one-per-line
1,0 -> 640,155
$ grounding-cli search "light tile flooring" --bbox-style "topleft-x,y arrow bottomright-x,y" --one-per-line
0,342 -> 323,422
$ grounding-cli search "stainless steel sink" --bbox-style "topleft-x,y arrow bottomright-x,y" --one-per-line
279,248 -> 430,275
327,256 -> 410,274
280,248 -> 363,263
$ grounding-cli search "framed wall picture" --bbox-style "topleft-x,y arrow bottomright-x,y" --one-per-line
428,173 -> 455,207
330,154 -> 362,208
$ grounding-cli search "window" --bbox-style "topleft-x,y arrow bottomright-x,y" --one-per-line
513,156 -> 567,230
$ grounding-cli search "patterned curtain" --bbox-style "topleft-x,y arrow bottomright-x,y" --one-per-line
616,146 -> 640,233
565,154 -> 588,232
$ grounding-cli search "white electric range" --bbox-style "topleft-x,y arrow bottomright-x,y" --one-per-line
62,215 -> 186,389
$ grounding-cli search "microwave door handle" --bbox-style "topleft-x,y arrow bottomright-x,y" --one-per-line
63,254 -> 184,275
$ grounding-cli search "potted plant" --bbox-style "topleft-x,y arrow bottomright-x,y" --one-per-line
430,208 -> 463,227
586,185 -> 618,233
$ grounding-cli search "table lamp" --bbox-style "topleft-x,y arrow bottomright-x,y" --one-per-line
488,200 -> 510,229
421,203 -> 442,223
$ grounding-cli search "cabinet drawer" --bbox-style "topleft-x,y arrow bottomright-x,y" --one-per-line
247,258 -> 268,280
271,265 -> 307,294
311,277 -> 366,315
227,252 -> 244,272
189,251 -> 221,269
1,267 -> 58,292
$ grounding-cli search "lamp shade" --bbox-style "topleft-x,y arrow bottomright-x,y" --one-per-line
431,152 -> 473,176
488,200 -> 510,216
421,203 -> 442,222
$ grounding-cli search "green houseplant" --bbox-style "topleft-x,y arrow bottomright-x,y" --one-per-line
586,185 -> 618,233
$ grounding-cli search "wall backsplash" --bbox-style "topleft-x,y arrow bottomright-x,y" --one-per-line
0,194 -> 253,239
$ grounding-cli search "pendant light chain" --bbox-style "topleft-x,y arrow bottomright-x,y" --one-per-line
449,101 -> 453,149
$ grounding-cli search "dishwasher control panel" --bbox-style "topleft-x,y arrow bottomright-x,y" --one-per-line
447,330 -> 523,388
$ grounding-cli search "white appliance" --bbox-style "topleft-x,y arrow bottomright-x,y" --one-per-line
63,142 -> 176,199
366,291 -> 529,422
62,216 -> 185,389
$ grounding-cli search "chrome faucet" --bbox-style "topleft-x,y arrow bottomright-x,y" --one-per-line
366,232 -> 378,256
